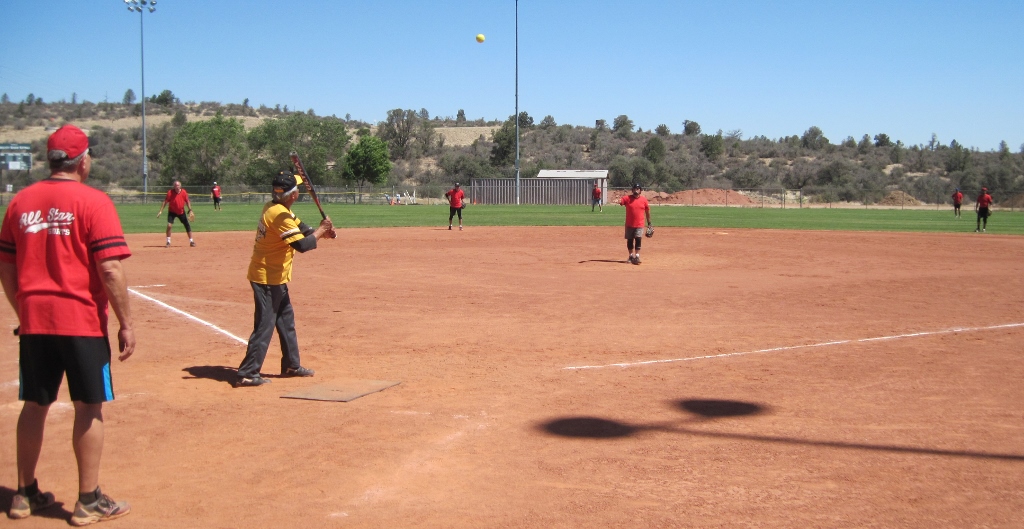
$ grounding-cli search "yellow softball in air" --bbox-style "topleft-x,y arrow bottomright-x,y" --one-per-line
476,34 -> 485,43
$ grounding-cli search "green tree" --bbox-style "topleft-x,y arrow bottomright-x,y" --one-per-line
149,89 -> 177,106
342,135 -> 391,187
873,133 -> 892,147
539,115 -> 556,130
161,114 -> 248,186
642,136 -> 666,164
456,109 -> 467,125
683,120 -> 701,136
171,110 -> 187,127
0,93 -> 8,104
377,108 -> 418,159
246,113 -> 350,186
857,134 -> 872,155
612,115 -> 633,138
517,111 -> 534,130
699,133 -> 724,160
655,124 -> 670,136
944,140 -> 970,173
801,126 -> 828,150
122,89 -> 136,105
595,119 -> 607,131
489,118 -> 518,167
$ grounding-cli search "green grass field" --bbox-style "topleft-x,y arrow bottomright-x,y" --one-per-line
3,202 -> 1022,235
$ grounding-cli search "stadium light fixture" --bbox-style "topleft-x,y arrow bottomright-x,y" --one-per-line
125,0 -> 157,199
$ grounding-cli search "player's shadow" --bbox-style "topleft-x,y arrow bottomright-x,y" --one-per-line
0,486 -> 70,521
182,365 -> 238,385
538,398 -> 1024,461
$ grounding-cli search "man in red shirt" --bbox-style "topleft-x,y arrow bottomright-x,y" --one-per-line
445,182 -> 466,231
0,125 -> 134,524
155,180 -> 195,247
951,188 -> 963,218
975,187 -> 993,233
211,181 -> 222,211
618,183 -> 652,264
592,182 -> 603,212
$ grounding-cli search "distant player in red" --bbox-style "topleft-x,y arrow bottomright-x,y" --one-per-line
156,180 -> 195,247
0,125 -> 134,524
951,188 -> 963,218
592,182 -> 603,212
445,182 -> 466,231
211,181 -> 222,211
618,183 -> 652,264
975,187 -> 993,233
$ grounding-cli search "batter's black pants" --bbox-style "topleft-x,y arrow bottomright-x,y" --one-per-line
237,282 -> 302,379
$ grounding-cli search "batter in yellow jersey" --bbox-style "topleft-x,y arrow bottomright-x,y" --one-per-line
235,170 -> 334,388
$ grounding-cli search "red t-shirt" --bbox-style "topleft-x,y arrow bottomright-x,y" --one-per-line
0,179 -> 131,336
164,189 -> 190,215
593,187 -> 602,200
619,194 -> 650,228
445,188 -> 465,208
211,185 -> 221,199
952,191 -> 962,205
977,193 -> 992,208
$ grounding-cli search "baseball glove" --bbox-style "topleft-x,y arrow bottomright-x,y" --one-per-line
645,225 -> 654,238
188,210 -> 196,222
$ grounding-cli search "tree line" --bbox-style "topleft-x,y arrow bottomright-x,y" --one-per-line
2,91 -> 1022,203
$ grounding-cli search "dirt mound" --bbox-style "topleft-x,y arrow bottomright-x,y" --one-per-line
877,190 -> 921,206
607,188 -> 758,206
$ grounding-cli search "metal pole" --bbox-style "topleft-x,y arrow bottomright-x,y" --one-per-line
514,0 -> 520,205
140,9 -> 148,201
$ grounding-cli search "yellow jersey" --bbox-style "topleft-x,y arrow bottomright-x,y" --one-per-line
247,201 -> 307,285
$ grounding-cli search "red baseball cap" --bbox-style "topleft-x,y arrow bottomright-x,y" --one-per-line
47,125 -> 89,160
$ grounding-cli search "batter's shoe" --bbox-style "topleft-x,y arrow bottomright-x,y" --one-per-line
234,376 -> 271,387
69,490 -> 130,526
459,226 -> 463,231
165,241 -> 171,248
282,366 -> 315,377
448,225 -> 452,230
634,254 -> 642,264
190,240 -> 196,247
8,488 -> 56,519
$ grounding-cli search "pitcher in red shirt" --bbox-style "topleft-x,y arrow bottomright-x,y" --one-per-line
156,181 -> 195,247
618,183 -> 652,264
975,187 -> 993,233
951,188 -> 963,218
0,125 -> 134,523
592,182 -> 603,212
445,182 -> 466,231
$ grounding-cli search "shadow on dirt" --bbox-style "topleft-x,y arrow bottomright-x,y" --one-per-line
182,366 -> 237,384
578,259 -> 632,265
0,485 -> 70,521
538,398 -> 1024,461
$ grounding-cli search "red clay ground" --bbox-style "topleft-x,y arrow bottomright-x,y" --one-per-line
2,226 -> 1023,528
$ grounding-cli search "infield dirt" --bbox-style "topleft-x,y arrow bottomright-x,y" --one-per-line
1,226 -> 1022,528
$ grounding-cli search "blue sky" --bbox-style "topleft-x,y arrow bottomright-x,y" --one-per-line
1,0 -> 1021,151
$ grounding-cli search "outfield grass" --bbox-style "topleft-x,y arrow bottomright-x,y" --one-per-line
3,202 -> 1022,235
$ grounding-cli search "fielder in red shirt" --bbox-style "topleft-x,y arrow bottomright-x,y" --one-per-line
0,124 -> 134,523
975,187 -> 993,232
445,182 -> 466,231
592,182 -> 603,212
618,183 -> 652,264
951,188 -> 963,218
156,180 -> 195,247
211,182 -> 222,211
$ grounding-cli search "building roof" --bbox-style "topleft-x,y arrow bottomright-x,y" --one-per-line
536,170 -> 608,179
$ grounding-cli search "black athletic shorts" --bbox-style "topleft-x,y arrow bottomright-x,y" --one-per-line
449,206 -> 463,219
978,207 -> 990,218
167,211 -> 192,230
213,197 -> 222,205
19,335 -> 114,405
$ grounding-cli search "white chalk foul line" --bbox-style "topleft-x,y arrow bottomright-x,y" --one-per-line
128,288 -> 247,345
564,322 -> 1024,370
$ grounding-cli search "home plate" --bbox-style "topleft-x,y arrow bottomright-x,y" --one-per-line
281,379 -> 400,402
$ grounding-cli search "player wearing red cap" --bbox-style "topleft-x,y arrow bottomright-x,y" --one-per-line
0,125 -> 134,524
975,187 -> 993,232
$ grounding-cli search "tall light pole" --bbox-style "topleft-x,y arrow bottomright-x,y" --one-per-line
126,0 -> 156,200
514,0 -> 520,205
